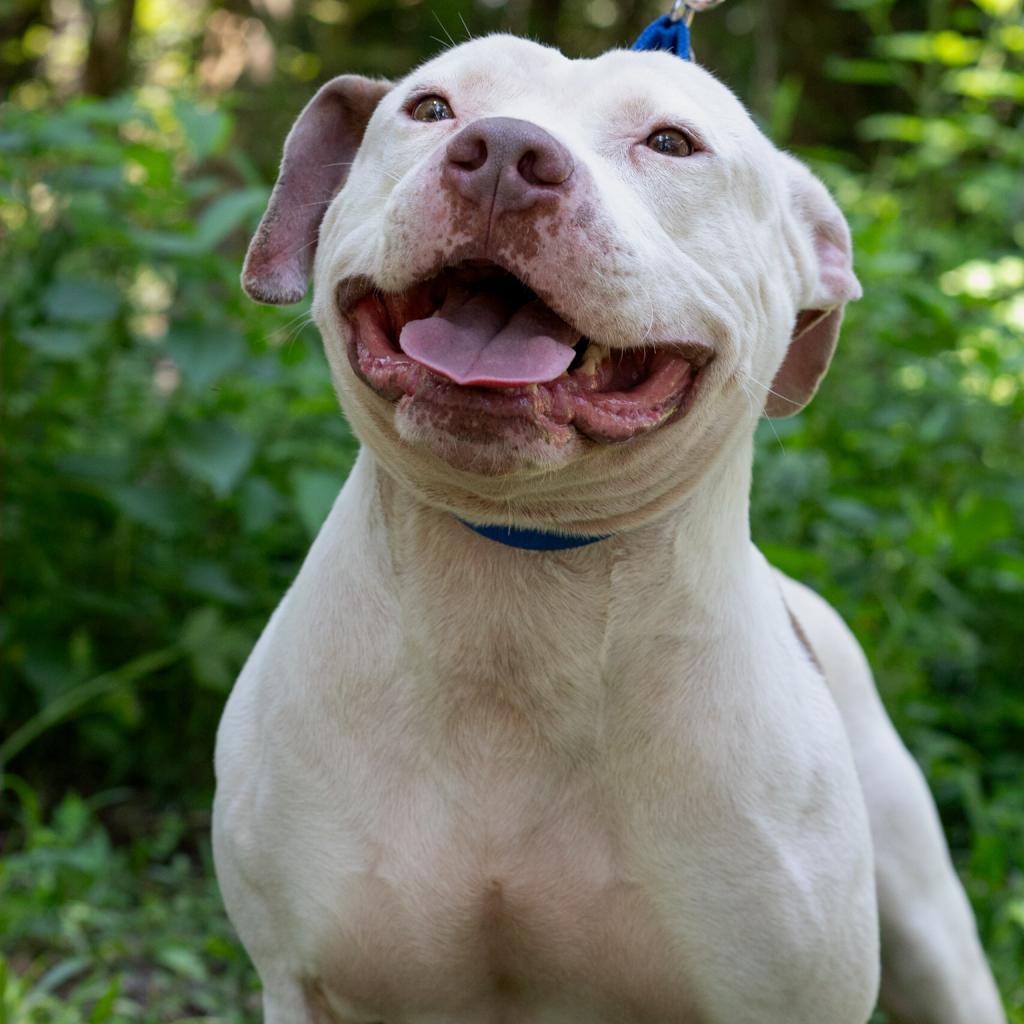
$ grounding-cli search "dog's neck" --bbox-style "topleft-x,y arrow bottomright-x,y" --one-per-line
371,428 -> 757,611
359,437 -> 772,759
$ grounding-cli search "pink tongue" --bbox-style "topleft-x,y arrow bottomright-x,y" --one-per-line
398,290 -> 579,387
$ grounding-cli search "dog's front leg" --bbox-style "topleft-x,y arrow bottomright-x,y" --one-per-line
263,979 -> 368,1024
869,745 -> 1008,1024
263,983 -> 318,1024
779,575 -> 1006,1024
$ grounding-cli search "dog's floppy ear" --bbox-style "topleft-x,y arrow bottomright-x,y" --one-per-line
242,75 -> 392,305
764,160 -> 862,418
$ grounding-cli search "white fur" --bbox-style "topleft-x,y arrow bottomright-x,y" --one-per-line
214,37 -> 1005,1024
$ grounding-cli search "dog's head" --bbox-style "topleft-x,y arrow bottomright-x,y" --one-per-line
243,36 -> 859,533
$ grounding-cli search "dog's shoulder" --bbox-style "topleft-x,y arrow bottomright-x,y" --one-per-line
774,570 -> 881,718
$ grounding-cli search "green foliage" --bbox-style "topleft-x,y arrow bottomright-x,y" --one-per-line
0,93 -> 358,796
751,0 -> 1024,1008
0,786 -> 258,1022
0,0 -> 1022,1016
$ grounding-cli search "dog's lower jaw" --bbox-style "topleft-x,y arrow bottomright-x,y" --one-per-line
393,394 -> 582,475
370,424 -> 759,584
326,329 -> 754,539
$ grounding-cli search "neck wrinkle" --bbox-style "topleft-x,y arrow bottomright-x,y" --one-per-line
607,428 -> 755,604
369,423 -> 757,615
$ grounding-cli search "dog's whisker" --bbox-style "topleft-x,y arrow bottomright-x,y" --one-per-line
271,308 -> 313,335
270,309 -> 316,347
302,188 -> 394,210
432,10 -> 458,48
738,369 -> 798,409
738,378 -> 758,421
762,411 -> 786,452
633,275 -> 658,346
288,237 -> 320,259
739,374 -> 786,451
284,317 -> 315,349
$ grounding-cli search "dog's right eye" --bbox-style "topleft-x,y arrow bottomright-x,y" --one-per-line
645,128 -> 696,157
411,96 -> 455,123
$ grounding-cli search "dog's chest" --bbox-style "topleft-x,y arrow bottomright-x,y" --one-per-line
298,530 -> 703,1019
306,751 -> 696,1024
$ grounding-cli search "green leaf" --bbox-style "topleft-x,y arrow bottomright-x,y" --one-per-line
87,977 -> 120,1023
53,794 -> 91,844
0,131 -> 28,152
172,419 -> 256,497
825,497 -> 879,533
18,327 -> 98,360
194,188 -> 268,250
173,98 -> 231,160
131,228 -> 206,256
30,956 -> 90,995
826,58 -> 899,86
291,468 -> 343,537
165,323 -> 246,390
157,945 -> 207,982
41,278 -> 120,324
953,495 -> 1014,561
180,607 -> 250,691
131,188 -> 266,255
103,482 -> 192,534
0,647 -> 183,767
945,68 -> 1024,101
858,114 -> 925,143
876,31 -> 983,66
182,560 -> 248,605
238,476 -> 283,534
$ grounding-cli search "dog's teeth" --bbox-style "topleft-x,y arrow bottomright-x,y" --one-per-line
579,343 -> 609,375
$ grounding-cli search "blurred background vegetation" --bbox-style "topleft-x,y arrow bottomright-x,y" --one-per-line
1,0 -> 1022,1018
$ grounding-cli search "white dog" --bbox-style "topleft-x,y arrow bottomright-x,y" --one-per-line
213,36 -> 1005,1024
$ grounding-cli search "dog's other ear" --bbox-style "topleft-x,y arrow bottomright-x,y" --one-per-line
242,75 -> 392,305
764,160 -> 861,418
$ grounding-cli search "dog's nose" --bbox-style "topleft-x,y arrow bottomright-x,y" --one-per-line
444,117 -> 575,214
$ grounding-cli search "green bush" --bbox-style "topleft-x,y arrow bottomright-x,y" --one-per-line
0,784 -> 258,1022
1,93 -> 358,797
750,0 -> 1024,1003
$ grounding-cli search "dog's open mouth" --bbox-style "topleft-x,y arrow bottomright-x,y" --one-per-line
342,262 -> 711,443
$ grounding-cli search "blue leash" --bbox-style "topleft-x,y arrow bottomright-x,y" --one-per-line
632,12 -> 693,60
458,1 -> 719,552
631,0 -> 727,61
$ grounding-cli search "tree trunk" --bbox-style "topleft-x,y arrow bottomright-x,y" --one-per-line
82,0 -> 136,96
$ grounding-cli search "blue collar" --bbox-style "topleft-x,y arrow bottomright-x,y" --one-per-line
458,520 -> 609,551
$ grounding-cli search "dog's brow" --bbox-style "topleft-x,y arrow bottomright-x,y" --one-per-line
406,80 -> 446,98
618,96 -> 655,124
612,96 -> 711,151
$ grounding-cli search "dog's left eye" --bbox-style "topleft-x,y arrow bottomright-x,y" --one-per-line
646,128 -> 695,157
412,96 -> 455,123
